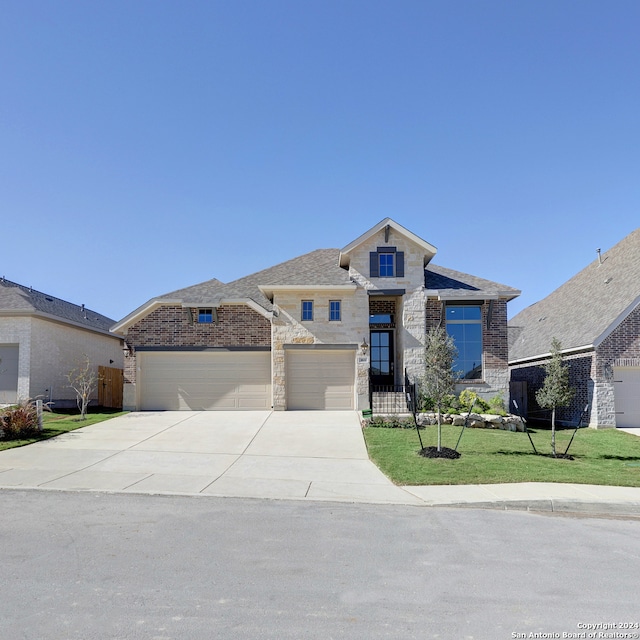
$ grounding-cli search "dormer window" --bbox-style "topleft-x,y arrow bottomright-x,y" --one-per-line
369,247 -> 404,278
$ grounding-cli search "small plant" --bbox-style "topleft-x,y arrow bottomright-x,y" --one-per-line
535,338 -> 575,457
458,390 -> 490,413
0,400 -> 40,439
66,356 -> 99,420
487,395 -> 507,415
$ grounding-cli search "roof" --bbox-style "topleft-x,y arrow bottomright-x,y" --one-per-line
0,277 -> 117,335
166,248 -> 353,308
113,242 -> 521,333
112,249 -> 353,331
426,264 -> 521,301
508,228 -> 640,362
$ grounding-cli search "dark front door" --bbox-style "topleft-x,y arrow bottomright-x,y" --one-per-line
370,330 -> 394,386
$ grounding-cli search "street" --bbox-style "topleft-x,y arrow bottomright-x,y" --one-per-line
1,490 -> 638,640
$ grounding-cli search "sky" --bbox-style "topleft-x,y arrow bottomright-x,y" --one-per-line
2,0 -> 639,323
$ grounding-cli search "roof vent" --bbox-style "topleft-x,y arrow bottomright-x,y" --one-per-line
596,248 -> 602,265
604,277 -> 613,285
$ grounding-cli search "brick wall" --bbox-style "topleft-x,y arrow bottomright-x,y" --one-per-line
425,299 -> 509,393
510,353 -> 594,425
596,304 -> 640,374
123,304 -> 271,386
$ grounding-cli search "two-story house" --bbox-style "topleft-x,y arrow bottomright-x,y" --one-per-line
111,219 -> 520,411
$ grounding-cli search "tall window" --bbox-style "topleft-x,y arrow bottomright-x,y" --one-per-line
302,300 -> 314,321
329,300 -> 341,321
445,305 -> 482,380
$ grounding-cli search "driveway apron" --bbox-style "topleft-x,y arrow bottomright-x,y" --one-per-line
0,411 -> 418,504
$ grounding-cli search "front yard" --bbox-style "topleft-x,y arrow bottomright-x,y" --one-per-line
0,409 -> 127,451
364,423 -> 640,486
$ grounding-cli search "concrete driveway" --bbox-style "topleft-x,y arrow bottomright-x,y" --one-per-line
0,411 -> 418,504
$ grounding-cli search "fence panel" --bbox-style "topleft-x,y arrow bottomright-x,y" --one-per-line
98,366 -> 124,409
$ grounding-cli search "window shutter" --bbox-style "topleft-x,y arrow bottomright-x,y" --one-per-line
370,252 -> 379,277
396,252 -> 405,277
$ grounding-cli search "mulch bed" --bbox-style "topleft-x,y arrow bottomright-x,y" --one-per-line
419,446 -> 461,459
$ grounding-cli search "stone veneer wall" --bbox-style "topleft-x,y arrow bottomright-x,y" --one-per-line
123,304 -> 271,388
270,290 -> 368,410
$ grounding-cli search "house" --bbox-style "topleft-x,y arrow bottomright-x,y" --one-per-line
509,228 -> 640,429
111,219 -> 520,412
0,278 -> 123,407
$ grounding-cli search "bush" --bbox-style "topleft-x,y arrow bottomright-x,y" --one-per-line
458,389 -> 490,413
366,415 -> 416,429
0,400 -> 40,439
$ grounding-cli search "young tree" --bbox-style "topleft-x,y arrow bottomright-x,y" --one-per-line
422,326 -> 458,452
535,338 -> 575,457
66,356 -> 98,420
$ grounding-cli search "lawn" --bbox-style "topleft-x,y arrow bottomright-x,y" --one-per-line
364,422 -> 640,486
0,409 -> 127,451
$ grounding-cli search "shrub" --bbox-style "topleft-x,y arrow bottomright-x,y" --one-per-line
366,415 -> 416,429
458,389 -> 490,413
0,400 -> 40,439
487,395 -> 507,415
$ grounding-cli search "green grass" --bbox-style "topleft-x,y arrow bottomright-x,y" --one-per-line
0,409 -> 127,451
364,423 -> 640,486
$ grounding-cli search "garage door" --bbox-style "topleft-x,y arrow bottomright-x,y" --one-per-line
614,367 -> 640,429
139,351 -> 271,410
0,345 -> 19,404
286,349 -> 355,410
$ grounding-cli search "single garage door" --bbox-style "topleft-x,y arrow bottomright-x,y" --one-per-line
0,345 -> 19,404
614,367 -> 640,429
139,351 -> 271,410
286,348 -> 355,410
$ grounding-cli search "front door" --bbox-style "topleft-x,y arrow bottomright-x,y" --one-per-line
370,330 -> 394,386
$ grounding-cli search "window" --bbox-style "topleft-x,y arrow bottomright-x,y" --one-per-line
445,305 -> 482,380
369,247 -> 404,278
379,253 -> 394,277
198,308 -> 214,323
302,300 -> 314,321
329,300 -> 341,321
369,313 -> 394,325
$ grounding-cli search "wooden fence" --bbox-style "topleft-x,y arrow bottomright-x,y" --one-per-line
98,366 -> 124,409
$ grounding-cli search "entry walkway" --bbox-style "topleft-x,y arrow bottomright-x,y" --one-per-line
1,411 -> 639,515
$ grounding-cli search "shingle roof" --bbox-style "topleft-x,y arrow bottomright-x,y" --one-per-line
426,264 -> 520,299
0,278 -> 116,333
508,228 -> 640,362
160,249 -> 352,312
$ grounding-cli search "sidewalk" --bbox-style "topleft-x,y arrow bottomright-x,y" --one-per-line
0,412 -> 638,517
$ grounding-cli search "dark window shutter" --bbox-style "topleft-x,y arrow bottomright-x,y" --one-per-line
370,252 -> 379,277
396,252 -> 404,277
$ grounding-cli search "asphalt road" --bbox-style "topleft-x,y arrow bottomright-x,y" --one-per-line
2,489 -> 639,640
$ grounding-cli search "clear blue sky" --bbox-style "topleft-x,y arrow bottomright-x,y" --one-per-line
2,0 -> 638,322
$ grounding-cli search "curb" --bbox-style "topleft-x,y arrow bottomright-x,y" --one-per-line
436,499 -> 640,517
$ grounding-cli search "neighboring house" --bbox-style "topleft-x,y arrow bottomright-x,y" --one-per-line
509,228 -> 640,429
112,219 -> 520,412
0,278 -> 123,407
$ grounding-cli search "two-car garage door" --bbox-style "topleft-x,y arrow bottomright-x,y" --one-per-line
139,351 -> 271,411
